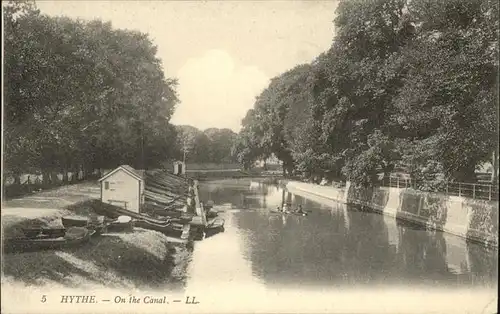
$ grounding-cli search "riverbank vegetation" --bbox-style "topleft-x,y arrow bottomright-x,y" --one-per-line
233,0 -> 499,186
4,1 -> 179,183
3,1 -> 239,194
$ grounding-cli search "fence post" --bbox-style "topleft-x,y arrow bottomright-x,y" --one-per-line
473,184 -> 476,199
397,177 -> 400,189
458,183 -> 461,197
446,183 -> 448,195
489,185 -> 492,201
389,176 -> 392,187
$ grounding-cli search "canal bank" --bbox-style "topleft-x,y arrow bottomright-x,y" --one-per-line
1,181 -> 193,296
286,181 -> 498,248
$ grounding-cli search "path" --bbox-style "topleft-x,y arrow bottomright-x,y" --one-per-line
2,182 -> 100,230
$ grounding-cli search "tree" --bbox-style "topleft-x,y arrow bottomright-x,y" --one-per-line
391,0 -> 498,182
4,5 -> 180,187
204,128 -> 238,163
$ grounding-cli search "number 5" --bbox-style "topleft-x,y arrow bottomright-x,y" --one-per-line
41,295 -> 47,303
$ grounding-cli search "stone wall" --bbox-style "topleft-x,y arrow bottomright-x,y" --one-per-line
286,181 -> 498,247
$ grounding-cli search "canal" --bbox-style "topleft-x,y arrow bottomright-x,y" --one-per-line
184,179 -> 498,313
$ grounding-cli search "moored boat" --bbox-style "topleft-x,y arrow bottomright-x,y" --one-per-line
134,219 -> 184,238
62,215 -> 89,228
92,202 -> 171,225
106,216 -> 134,232
22,227 -> 66,239
4,227 -> 95,253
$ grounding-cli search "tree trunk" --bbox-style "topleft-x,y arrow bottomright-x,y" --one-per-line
62,170 -> 69,184
42,171 -> 50,185
13,170 -> 21,186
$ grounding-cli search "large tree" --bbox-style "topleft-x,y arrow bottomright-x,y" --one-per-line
3,2 -> 179,186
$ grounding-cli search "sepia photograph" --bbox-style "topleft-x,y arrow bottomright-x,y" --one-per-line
1,0 -> 498,313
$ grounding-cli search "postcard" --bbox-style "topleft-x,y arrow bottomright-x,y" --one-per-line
2,1 -> 498,313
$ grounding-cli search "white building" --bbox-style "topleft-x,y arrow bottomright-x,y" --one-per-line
99,165 -> 145,213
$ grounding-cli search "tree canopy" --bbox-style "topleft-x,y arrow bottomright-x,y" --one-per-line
234,0 -> 499,185
4,1 -> 180,183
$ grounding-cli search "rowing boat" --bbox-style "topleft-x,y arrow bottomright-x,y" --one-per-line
61,215 -> 89,228
106,216 -> 134,232
134,219 -> 184,238
92,202 -> 171,225
22,227 -> 66,239
62,215 -> 107,234
269,210 -> 308,216
4,227 -> 95,253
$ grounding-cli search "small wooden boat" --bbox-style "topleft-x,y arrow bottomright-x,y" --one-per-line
106,216 -> 134,232
151,209 -> 193,223
4,227 -> 95,253
269,210 -> 308,216
134,219 -> 184,238
205,218 -> 225,237
62,215 -> 108,234
62,215 -> 89,228
93,202 -> 171,225
22,227 -> 66,239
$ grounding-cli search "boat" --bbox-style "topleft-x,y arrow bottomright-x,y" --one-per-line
62,215 -> 107,234
134,219 -> 184,238
92,202 -> 172,225
204,217 -> 225,237
62,215 -> 89,228
269,209 -> 308,216
22,227 -> 66,239
106,216 -> 134,232
4,227 -> 95,253
150,209 -> 194,223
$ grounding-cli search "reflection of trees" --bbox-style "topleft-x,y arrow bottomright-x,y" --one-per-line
199,182 -> 281,209
201,182 -> 498,289
233,204 -> 394,287
467,243 -> 498,287
396,226 -> 463,284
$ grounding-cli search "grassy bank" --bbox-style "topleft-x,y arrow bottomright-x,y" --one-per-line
2,200 -> 193,290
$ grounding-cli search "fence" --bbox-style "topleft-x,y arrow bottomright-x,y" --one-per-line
381,176 -> 499,201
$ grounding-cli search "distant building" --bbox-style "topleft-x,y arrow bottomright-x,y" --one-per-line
173,161 -> 186,175
98,165 -> 145,213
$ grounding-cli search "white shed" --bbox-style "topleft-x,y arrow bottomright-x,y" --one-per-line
99,165 -> 145,213
173,161 -> 186,175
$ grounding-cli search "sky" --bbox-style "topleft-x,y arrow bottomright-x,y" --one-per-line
36,0 -> 338,132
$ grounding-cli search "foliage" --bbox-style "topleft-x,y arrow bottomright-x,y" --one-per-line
236,0 -> 498,185
3,1 -> 180,184
175,125 -> 238,163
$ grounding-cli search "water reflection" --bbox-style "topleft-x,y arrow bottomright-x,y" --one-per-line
196,181 -> 498,290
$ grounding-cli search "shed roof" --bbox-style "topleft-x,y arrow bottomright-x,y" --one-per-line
98,165 -> 145,182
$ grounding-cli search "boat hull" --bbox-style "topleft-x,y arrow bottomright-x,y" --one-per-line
4,229 -> 95,253
134,220 -> 184,238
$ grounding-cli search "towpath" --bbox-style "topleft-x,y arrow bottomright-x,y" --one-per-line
2,182 -> 100,229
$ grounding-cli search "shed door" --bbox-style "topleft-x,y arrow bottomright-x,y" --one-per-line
177,163 -> 183,174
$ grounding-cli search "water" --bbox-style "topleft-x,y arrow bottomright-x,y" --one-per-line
184,179 -> 498,313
